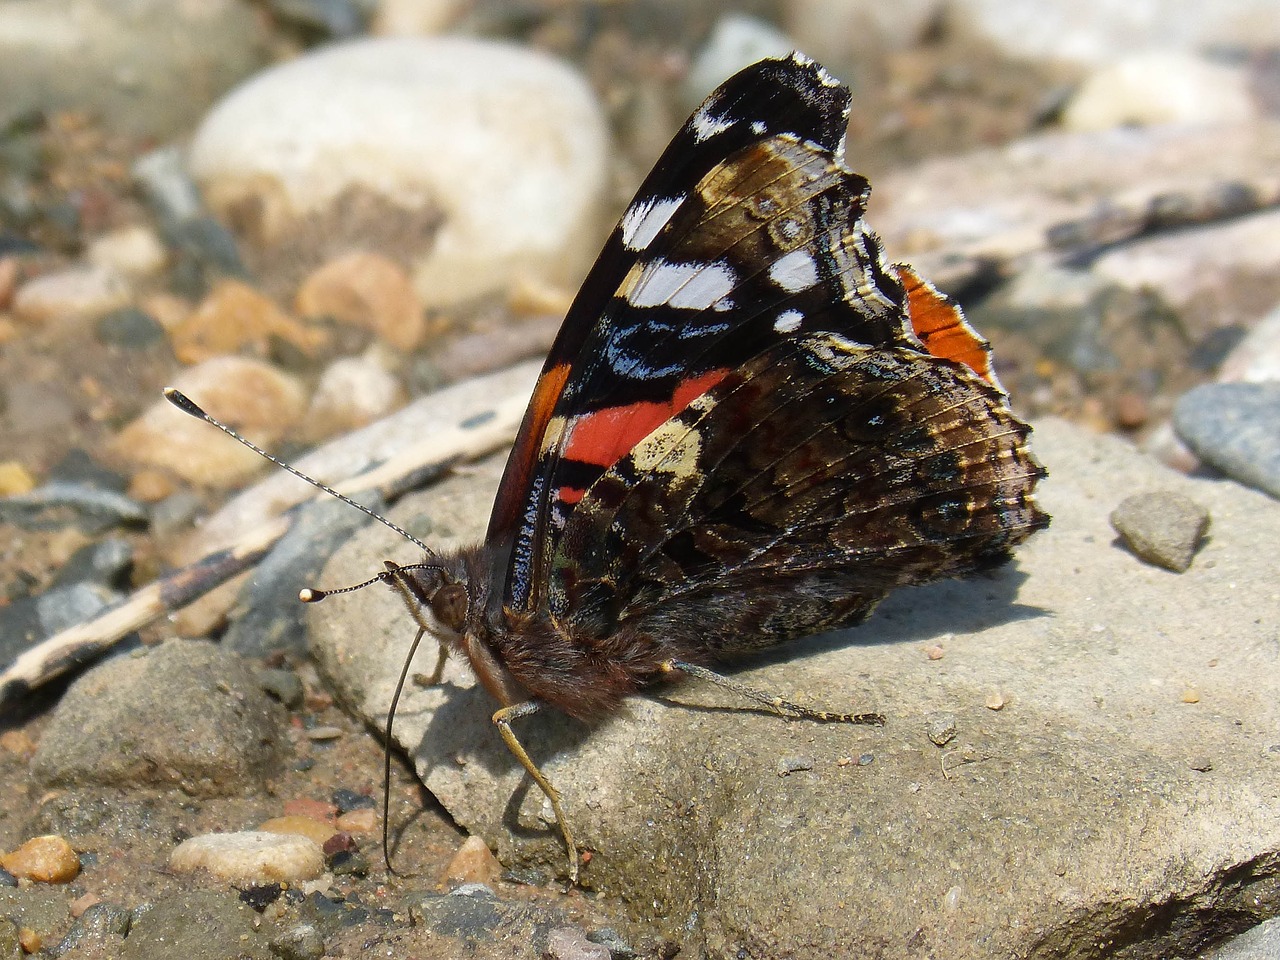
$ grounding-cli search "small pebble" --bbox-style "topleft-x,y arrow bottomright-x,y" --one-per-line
170,831 -> 325,883
1189,757 -> 1214,773
18,927 -> 41,953
776,755 -> 814,777
0,835 -> 81,883
985,693 -> 1007,711
258,668 -> 305,709
335,808 -> 376,833
545,926 -> 612,960
1109,491 -> 1210,573
321,832 -> 356,857
926,712 -> 959,747
283,797 -> 337,822
86,224 -> 168,278
305,354 -> 405,438
1182,688 -> 1201,704
259,815 -> 338,848
305,725 -> 344,742
331,788 -> 376,813
0,461 -> 36,496
924,644 -> 945,661
11,265 -> 130,325
295,252 -> 425,351
171,279 -> 327,364
443,835 -> 501,886
1062,52 -> 1255,131
328,849 -> 369,876
95,306 -> 167,349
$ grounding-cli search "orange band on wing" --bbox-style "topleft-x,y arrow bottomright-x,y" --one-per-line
898,264 -> 997,387
562,368 -> 729,469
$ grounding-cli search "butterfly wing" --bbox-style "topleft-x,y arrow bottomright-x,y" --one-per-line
550,332 -> 1046,649
487,53 -> 858,611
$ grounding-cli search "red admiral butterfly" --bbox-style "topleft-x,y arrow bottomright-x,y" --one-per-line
169,52 -> 1046,884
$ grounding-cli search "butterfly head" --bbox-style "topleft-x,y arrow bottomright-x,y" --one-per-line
381,557 -> 474,650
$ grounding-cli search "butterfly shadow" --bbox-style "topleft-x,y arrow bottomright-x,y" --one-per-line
656,564 -> 1047,718
404,678 -> 595,844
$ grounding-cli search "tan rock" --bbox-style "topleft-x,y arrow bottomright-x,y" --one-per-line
0,461 -> 36,496
259,815 -> 338,847
110,355 -> 306,488
169,831 -> 325,883
0,835 -> 81,883
335,807 -> 376,833
172,279 -> 327,364
442,835 -> 501,885
296,252 -> 425,351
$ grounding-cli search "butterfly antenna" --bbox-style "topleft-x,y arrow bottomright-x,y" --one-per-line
163,388 -> 433,558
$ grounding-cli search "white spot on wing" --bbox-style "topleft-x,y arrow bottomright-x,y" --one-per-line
620,195 -> 685,252
626,258 -> 738,310
751,120 -> 767,135
768,249 -> 819,292
692,103 -> 735,142
773,309 -> 804,333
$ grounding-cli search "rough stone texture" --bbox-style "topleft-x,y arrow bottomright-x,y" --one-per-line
30,639 -> 285,796
122,890 -> 277,960
1109,490 -> 1210,572
310,412 -> 1280,959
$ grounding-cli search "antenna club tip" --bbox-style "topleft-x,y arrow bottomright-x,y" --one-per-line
299,588 -> 326,603
163,387 -> 207,419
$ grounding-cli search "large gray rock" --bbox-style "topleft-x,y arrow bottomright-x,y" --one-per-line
309,413 -> 1280,958
31,639 -> 286,796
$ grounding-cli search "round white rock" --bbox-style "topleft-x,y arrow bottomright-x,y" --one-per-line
170,831 -> 325,883
189,37 -> 611,308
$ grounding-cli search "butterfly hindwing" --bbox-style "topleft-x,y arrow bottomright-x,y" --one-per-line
549,333 -> 1046,647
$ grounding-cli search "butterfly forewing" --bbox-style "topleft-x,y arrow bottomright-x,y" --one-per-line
490,54 -> 858,611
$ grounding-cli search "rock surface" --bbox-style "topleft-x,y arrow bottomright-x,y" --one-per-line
31,639 -> 286,795
309,412 -> 1280,958
1174,382 -> 1280,498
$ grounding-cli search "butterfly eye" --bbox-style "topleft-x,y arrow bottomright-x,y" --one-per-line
430,583 -> 469,631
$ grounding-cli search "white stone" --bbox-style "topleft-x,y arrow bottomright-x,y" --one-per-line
951,0 -> 1280,67
12,265 -> 129,324
1217,301 -> 1280,385
784,0 -> 943,63
170,831 -> 324,883
189,37 -> 610,308
305,352 -> 406,438
86,225 -> 168,278
1062,52 -> 1256,131
684,14 -> 797,107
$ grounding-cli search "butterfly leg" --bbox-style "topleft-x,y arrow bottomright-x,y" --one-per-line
492,700 -> 580,884
661,659 -> 886,725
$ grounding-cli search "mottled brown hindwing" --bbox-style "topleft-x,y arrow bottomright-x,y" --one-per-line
551,334 -> 1046,652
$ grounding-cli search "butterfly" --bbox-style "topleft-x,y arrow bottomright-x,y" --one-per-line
169,52 -> 1047,884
